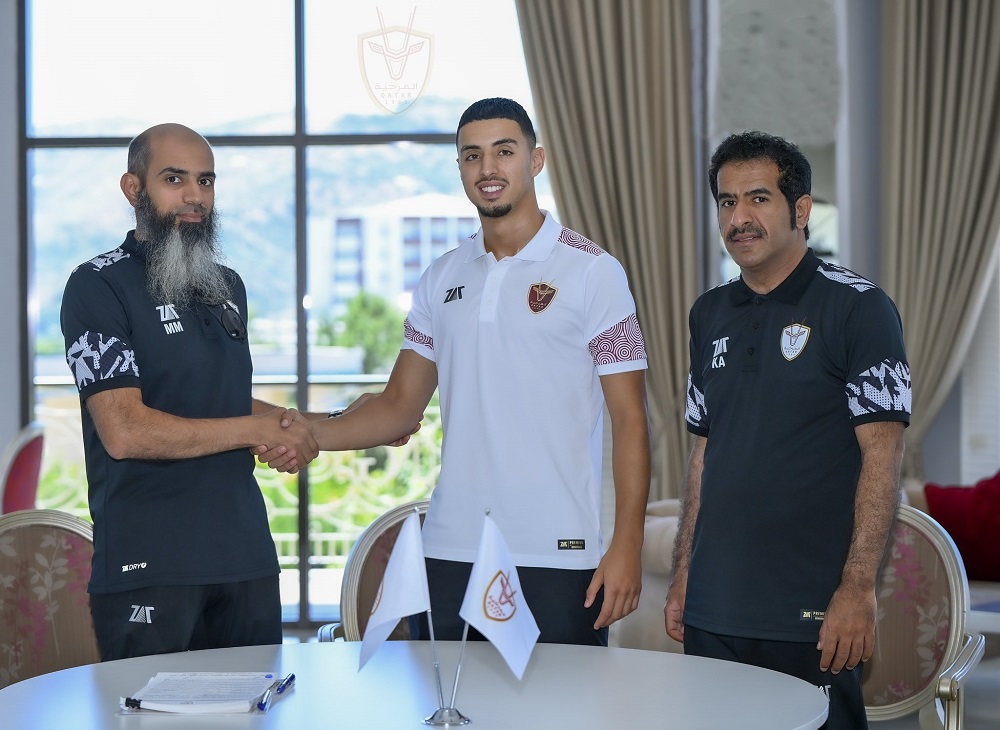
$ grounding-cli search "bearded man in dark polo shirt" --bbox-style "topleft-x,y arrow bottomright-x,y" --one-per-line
665,131 -> 911,729
61,123 -> 318,660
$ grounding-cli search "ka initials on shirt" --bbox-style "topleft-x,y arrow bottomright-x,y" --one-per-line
711,336 -> 729,369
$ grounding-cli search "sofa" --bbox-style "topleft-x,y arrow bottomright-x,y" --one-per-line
902,477 -> 1000,641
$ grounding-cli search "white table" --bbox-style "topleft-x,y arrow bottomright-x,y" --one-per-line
0,641 -> 828,729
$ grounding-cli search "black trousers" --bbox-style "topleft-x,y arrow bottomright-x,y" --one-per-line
89,575 -> 282,661
409,558 -> 608,646
684,625 -> 868,730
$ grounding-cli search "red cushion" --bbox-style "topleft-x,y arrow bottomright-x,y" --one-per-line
924,470 -> 1000,581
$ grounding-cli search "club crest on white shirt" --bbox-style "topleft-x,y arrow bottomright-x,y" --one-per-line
527,282 -> 557,313
781,323 -> 811,361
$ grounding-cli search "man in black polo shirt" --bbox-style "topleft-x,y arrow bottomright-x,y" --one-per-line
665,131 -> 910,729
60,123 -> 318,660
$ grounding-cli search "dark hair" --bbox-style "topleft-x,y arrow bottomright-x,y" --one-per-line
708,131 -> 812,240
456,97 -> 536,148
127,128 -> 155,183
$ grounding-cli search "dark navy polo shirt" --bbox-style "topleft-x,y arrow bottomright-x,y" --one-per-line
61,231 -> 278,594
683,248 -> 911,641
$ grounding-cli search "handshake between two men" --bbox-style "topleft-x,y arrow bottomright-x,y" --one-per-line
252,393 -> 422,474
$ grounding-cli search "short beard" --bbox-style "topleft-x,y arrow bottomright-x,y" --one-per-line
135,189 -> 231,308
476,202 -> 513,219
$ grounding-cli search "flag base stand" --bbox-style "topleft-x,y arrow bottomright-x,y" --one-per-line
423,707 -> 471,726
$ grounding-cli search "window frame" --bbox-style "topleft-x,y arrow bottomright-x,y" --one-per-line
19,0 -> 461,630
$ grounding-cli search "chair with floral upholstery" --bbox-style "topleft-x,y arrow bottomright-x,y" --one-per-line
862,504 -> 985,729
0,509 -> 100,688
317,499 -> 429,642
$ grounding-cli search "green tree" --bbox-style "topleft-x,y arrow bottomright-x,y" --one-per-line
335,291 -> 405,374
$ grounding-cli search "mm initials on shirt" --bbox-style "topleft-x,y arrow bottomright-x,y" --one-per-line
444,286 -> 465,303
711,336 -> 729,369
156,304 -> 184,335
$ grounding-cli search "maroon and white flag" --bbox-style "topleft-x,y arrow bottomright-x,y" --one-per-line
459,515 -> 539,679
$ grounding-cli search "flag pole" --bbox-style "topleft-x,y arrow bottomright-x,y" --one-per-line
422,610 -> 471,726
425,608 -> 446,709
448,622 -> 470,708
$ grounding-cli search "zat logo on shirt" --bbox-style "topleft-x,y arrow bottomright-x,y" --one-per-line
711,336 -> 729,369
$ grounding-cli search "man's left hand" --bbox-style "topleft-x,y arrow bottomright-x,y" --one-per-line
817,584 -> 876,673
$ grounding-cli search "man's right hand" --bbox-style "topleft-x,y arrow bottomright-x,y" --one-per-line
664,578 -> 687,644
254,409 -> 318,473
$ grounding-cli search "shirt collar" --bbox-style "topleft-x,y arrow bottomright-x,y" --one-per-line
729,248 -> 819,306
121,230 -> 145,258
464,210 -> 559,263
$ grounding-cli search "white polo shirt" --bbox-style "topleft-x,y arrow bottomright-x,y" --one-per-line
403,211 -> 647,568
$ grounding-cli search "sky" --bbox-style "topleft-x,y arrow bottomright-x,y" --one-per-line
28,1 -> 536,136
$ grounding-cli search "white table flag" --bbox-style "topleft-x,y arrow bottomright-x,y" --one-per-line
459,515 -> 540,679
359,512 -> 430,670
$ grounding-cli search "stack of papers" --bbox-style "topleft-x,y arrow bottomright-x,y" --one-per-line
121,672 -> 277,714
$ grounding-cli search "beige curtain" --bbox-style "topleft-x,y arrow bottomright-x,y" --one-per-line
515,1 -> 698,500
882,0 -> 1000,479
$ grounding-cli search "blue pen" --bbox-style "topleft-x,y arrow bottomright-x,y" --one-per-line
275,673 -> 295,694
257,688 -> 272,713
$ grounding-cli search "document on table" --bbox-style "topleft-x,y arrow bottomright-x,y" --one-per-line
120,672 -> 277,714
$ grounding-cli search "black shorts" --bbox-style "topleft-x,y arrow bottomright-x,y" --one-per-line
409,558 -> 608,647
89,575 -> 282,661
684,625 -> 867,730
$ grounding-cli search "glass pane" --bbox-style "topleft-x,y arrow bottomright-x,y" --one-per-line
28,0 -> 295,137
306,143 -> 467,375
211,147 -> 297,358
305,382 -> 443,620
35,384 -> 89,520
306,142 -> 556,376
32,146 -> 296,374
306,0 -> 535,134
253,384 -> 301,622
31,147 -> 135,374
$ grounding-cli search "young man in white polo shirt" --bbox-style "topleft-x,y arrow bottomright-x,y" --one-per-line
265,98 -> 651,645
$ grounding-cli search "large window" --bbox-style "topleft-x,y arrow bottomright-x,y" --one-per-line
26,0 -> 554,626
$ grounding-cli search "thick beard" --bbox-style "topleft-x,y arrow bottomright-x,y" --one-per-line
476,202 -> 513,219
135,189 -> 232,308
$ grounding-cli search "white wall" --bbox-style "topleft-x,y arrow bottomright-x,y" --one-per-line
836,0 -> 880,280
958,262 -> 1000,485
0,0 -> 22,448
